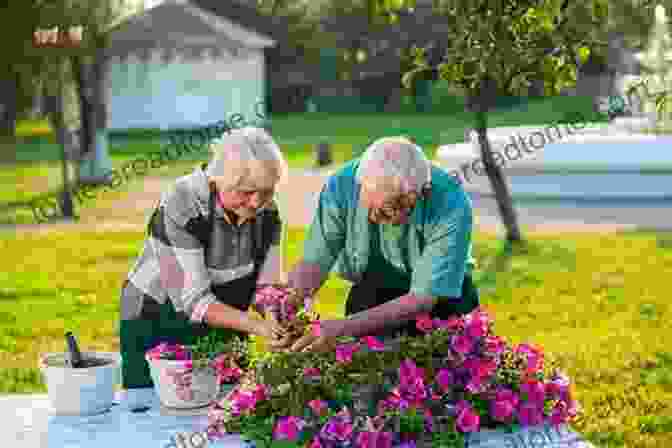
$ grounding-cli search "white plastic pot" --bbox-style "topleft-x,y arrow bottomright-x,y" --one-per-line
145,356 -> 220,409
39,351 -> 121,416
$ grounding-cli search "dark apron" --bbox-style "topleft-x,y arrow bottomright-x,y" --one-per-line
120,189 -> 265,389
345,223 -> 479,338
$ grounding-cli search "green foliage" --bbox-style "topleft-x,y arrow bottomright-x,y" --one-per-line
386,0 -> 610,98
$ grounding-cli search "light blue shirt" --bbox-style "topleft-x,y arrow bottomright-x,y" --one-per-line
301,159 -> 475,299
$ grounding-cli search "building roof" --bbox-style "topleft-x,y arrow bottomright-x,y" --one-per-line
190,0 -> 291,43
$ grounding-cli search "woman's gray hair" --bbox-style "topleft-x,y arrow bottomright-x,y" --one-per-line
206,127 -> 288,191
356,136 -> 432,197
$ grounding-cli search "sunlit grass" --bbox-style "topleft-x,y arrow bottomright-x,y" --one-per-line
0,227 -> 670,446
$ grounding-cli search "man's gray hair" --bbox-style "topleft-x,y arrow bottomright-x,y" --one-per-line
356,136 -> 432,196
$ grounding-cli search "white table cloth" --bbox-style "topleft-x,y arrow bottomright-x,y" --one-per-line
2,389 -> 595,448
2,389 -> 244,448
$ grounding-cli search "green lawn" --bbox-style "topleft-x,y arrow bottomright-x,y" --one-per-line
0,227 -> 670,447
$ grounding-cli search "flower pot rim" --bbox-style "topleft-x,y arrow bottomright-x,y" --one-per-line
145,354 -> 218,364
39,351 -> 120,370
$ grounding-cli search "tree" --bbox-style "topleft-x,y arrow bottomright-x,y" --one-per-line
373,0 -> 610,244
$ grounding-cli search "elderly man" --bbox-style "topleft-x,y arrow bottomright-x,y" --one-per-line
119,127 -> 289,390
276,136 -> 479,352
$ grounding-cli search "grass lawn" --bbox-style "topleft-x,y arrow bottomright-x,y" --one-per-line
0,227 -> 670,446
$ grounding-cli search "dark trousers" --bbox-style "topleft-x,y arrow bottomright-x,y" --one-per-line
119,274 -> 255,390
345,272 -> 480,338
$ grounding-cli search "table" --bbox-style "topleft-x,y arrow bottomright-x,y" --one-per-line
2,389 -> 243,448
2,390 -> 596,448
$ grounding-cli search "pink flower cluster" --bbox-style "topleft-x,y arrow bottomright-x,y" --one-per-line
228,383 -> 269,416
146,342 -> 191,361
254,284 -> 304,322
146,342 -> 245,405
208,307 -> 581,446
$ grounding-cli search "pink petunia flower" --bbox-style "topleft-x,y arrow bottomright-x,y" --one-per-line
455,401 -> 480,432
436,369 -> 454,392
273,416 -> 307,441
361,336 -> 386,351
415,313 -> 434,333
303,367 -> 322,378
336,343 -> 360,364
308,399 -> 328,416
451,334 -> 475,354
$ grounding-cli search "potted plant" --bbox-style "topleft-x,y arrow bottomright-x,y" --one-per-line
39,350 -> 121,416
145,333 -> 249,409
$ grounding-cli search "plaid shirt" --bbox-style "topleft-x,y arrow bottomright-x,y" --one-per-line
120,165 -> 284,323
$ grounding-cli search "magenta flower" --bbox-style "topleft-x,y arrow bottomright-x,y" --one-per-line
491,389 -> 519,422
464,358 -> 497,380
464,315 -> 488,339
520,379 -> 546,404
361,336 -> 386,351
398,359 -> 425,384
356,431 -> 393,448
495,388 -> 520,407
308,399 -> 328,416
309,437 -> 323,448
482,335 -> 507,356
303,367 -> 322,378
451,335 -> 474,354
436,369 -> 454,392
415,313 -> 434,333
516,343 -> 544,374
320,414 -> 354,443
517,401 -> 545,427
455,401 -> 480,432
274,416 -> 306,441
336,343 -> 360,364
546,373 -> 571,400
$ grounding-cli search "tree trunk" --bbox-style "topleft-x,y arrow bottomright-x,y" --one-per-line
469,78 -> 523,243
44,62 -> 75,220
71,55 -> 95,160
0,72 -> 18,138
474,110 -> 523,243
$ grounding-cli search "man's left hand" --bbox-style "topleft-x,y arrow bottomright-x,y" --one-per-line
289,330 -> 337,353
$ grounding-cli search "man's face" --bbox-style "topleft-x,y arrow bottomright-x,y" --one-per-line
361,188 -> 419,225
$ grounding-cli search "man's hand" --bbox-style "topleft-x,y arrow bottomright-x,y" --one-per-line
289,321 -> 336,352
267,333 -> 296,352
289,331 -> 337,353
254,318 -> 288,341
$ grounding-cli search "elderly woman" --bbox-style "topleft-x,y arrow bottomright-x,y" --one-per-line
276,136 -> 479,352
119,127 -> 289,390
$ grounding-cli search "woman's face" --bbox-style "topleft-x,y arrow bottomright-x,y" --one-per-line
216,162 -> 278,219
218,186 -> 275,219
